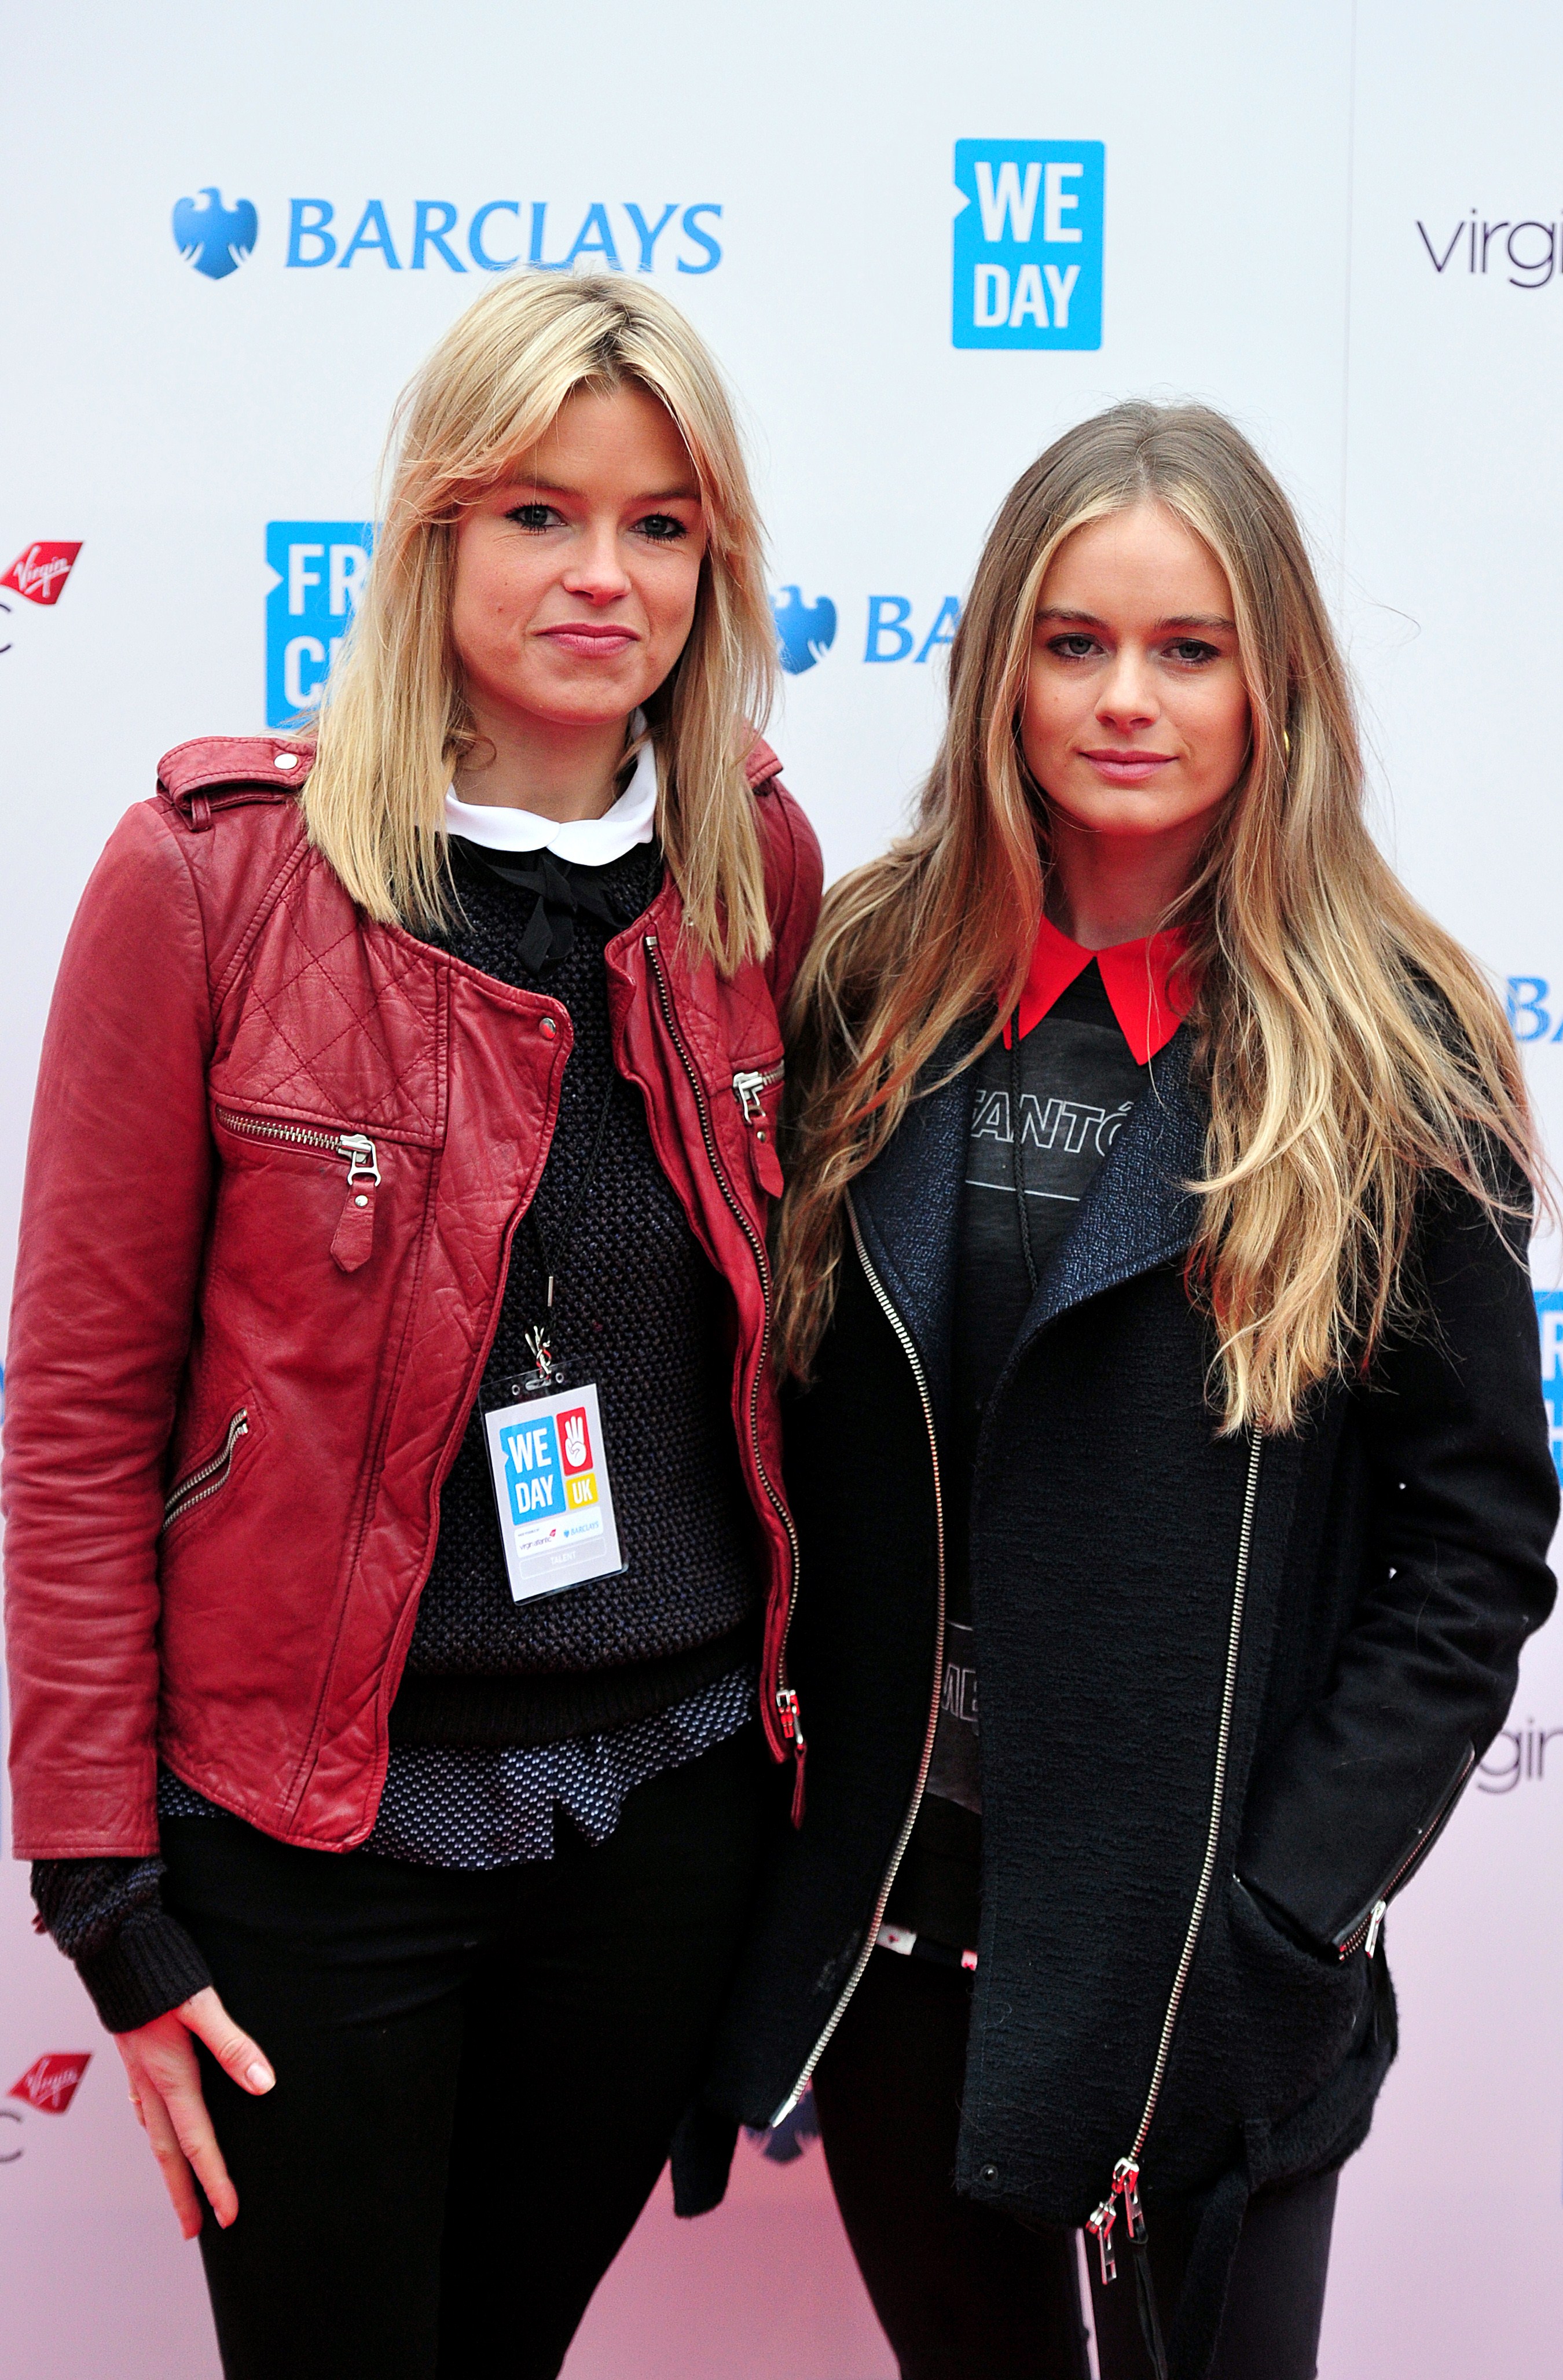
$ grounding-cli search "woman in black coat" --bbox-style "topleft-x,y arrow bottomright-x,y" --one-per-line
683,405 -> 1557,2380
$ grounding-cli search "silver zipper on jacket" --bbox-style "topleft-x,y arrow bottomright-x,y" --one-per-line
765,1193 -> 948,2126
215,1109 -> 381,1186
162,1409 -> 250,1533
641,935 -> 804,1754
1333,1743 -> 1476,1960
1087,1427 -> 1264,2290
732,1062 -> 785,1122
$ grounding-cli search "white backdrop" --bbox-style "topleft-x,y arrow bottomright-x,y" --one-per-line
3,5 -> 1561,2373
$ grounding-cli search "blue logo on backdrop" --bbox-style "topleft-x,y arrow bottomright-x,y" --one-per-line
266,523 -> 373,728
1536,1291 -> 1563,1481
283,199 -> 722,274
772,587 -> 837,675
172,196 -> 723,278
1507,975 -> 1563,1042
770,589 -> 960,675
864,594 -> 962,664
173,189 -> 258,279
952,141 -> 1104,350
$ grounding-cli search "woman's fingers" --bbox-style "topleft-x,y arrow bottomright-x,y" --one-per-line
157,2050 -> 240,2232
179,1985 -> 276,2095
135,2072 -> 207,2240
112,1988 -> 274,2236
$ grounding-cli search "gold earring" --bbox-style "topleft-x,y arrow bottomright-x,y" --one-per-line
1281,728 -> 1292,764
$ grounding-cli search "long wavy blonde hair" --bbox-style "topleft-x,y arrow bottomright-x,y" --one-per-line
298,271 -> 777,971
776,401 -> 1538,1432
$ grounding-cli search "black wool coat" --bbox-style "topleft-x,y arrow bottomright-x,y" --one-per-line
683,1027 -> 1557,2380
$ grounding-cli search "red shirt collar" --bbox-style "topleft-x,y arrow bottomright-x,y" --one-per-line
1004,913 -> 1192,1066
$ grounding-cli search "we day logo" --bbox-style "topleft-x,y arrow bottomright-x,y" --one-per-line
953,141 -> 1104,349
501,1404 -> 600,1538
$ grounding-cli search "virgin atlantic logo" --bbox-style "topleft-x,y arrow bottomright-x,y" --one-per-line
9,2052 -> 92,2114
1,543 -> 82,606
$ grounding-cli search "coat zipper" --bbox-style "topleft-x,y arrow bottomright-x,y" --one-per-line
1333,1743 -> 1476,1960
162,1409 -> 250,1533
215,1109 -> 381,1186
732,1061 -> 785,1122
1087,1427 -> 1264,2312
641,935 -> 804,1782
765,1193 -> 948,2126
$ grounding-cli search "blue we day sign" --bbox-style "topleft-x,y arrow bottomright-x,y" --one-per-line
953,140 -> 1105,350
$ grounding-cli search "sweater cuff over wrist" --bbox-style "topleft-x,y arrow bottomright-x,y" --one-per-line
75,1910 -> 214,2035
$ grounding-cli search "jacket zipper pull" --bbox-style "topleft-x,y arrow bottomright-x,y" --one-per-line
732,1068 -> 784,1197
1116,2157 -> 1147,2244
1087,2195 -> 1118,2285
330,1134 -> 380,1273
1364,1898 -> 1388,1959
777,1687 -> 808,1825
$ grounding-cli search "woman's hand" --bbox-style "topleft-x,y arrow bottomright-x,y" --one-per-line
115,1986 -> 275,2236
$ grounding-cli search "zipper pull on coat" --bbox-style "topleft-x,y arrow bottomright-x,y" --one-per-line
732,1066 -> 786,1196
329,1134 -> 380,1273
1087,2195 -> 1118,2284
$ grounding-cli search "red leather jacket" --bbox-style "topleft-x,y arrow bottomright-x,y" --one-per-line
3,734 -> 822,1859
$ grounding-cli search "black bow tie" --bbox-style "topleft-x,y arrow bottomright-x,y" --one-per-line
450,841 -> 637,974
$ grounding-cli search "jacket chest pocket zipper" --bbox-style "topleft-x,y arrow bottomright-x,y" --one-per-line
215,1109 -> 381,1273
732,1063 -> 785,1197
162,1409 -> 249,1533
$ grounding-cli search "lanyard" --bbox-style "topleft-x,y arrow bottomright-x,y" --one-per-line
518,1067 -> 618,1393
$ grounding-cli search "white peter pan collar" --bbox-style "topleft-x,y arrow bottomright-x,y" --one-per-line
445,729 -> 658,867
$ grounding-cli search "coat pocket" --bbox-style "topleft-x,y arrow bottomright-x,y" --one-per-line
1329,1743 -> 1476,1960
162,1406 -> 250,1536
1149,1874 -> 1368,2190
214,1107 -> 383,1273
1224,1874 -> 1368,2115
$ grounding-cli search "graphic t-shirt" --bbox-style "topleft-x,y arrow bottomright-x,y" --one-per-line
885,960 -> 1150,1951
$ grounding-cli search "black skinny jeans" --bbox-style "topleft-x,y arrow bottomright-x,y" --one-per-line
812,1949 -> 1338,2380
159,1727 -> 764,2380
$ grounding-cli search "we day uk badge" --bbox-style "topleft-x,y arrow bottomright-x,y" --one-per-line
484,1383 -> 623,1603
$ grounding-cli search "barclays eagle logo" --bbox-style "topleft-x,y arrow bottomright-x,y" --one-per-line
173,188 -> 259,280
771,585 -> 836,676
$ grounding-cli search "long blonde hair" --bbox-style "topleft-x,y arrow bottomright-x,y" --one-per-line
776,401 -> 1539,1432
299,271 -> 777,971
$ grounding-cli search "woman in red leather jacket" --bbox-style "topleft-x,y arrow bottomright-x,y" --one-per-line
4,270 -> 819,2379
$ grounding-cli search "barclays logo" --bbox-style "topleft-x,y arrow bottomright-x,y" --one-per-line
952,141 -> 1104,350
1507,976 -> 1563,1042
173,188 -> 258,280
772,587 -> 837,675
284,199 -> 723,275
171,192 -> 722,278
771,588 -> 962,675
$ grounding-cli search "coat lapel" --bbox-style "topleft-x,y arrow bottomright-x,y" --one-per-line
847,1021 -> 1206,1422
1019,1024 -> 1206,1341
847,1022 -> 981,1439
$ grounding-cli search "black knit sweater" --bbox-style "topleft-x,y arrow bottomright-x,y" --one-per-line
390,834 -> 757,1734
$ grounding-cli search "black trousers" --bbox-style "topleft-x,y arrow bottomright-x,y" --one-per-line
812,1949 -> 1338,2380
159,1727 -> 764,2380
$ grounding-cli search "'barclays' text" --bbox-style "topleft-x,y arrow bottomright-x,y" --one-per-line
285,200 -> 722,275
